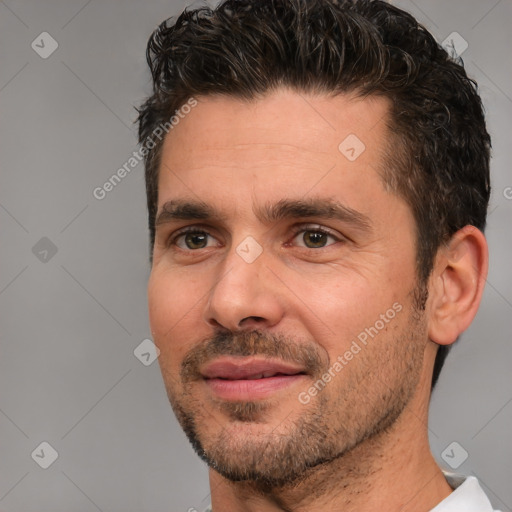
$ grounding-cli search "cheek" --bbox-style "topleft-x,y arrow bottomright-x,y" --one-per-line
147,268 -> 203,367
293,265 -> 409,357
305,286 -> 378,356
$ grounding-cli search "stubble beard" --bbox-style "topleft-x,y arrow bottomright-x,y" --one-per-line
163,299 -> 427,490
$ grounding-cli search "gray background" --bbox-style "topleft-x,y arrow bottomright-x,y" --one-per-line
0,0 -> 511,510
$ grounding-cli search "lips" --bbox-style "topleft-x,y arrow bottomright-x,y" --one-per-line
201,358 -> 306,380
200,358 -> 307,400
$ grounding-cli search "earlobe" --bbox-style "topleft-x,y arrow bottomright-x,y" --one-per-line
428,226 -> 488,346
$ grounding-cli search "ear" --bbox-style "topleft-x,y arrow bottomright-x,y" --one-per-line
428,225 -> 488,346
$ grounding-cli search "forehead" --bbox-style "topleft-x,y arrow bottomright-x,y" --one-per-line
156,88 -> 393,215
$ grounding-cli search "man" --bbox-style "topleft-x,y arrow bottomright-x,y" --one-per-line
137,0 -> 498,510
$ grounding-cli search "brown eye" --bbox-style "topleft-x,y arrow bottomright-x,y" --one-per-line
175,231 -> 213,250
303,231 -> 329,248
292,228 -> 338,249
185,233 -> 208,249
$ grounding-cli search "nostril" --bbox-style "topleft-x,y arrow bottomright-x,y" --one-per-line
239,316 -> 266,327
208,318 -> 227,330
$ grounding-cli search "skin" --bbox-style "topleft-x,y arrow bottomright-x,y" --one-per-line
147,88 -> 488,511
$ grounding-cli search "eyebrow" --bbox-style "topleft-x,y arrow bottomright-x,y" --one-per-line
255,198 -> 372,232
155,200 -> 216,226
155,197 -> 372,233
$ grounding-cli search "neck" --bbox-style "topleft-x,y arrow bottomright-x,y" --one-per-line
209,411 -> 451,511
208,348 -> 452,511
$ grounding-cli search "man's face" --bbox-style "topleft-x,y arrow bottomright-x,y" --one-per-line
148,88 -> 428,485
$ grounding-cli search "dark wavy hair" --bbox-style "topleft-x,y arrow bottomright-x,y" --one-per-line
137,0 -> 491,389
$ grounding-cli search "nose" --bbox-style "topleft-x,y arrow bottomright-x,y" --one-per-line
203,246 -> 285,332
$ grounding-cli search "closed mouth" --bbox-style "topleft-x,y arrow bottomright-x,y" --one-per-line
200,357 -> 307,381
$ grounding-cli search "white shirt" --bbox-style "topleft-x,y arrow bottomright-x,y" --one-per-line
203,474 -> 500,512
430,473 -> 501,512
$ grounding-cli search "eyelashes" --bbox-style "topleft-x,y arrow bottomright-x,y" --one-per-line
168,224 -> 344,251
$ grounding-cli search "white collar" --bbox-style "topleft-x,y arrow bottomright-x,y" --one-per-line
429,473 -> 500,512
